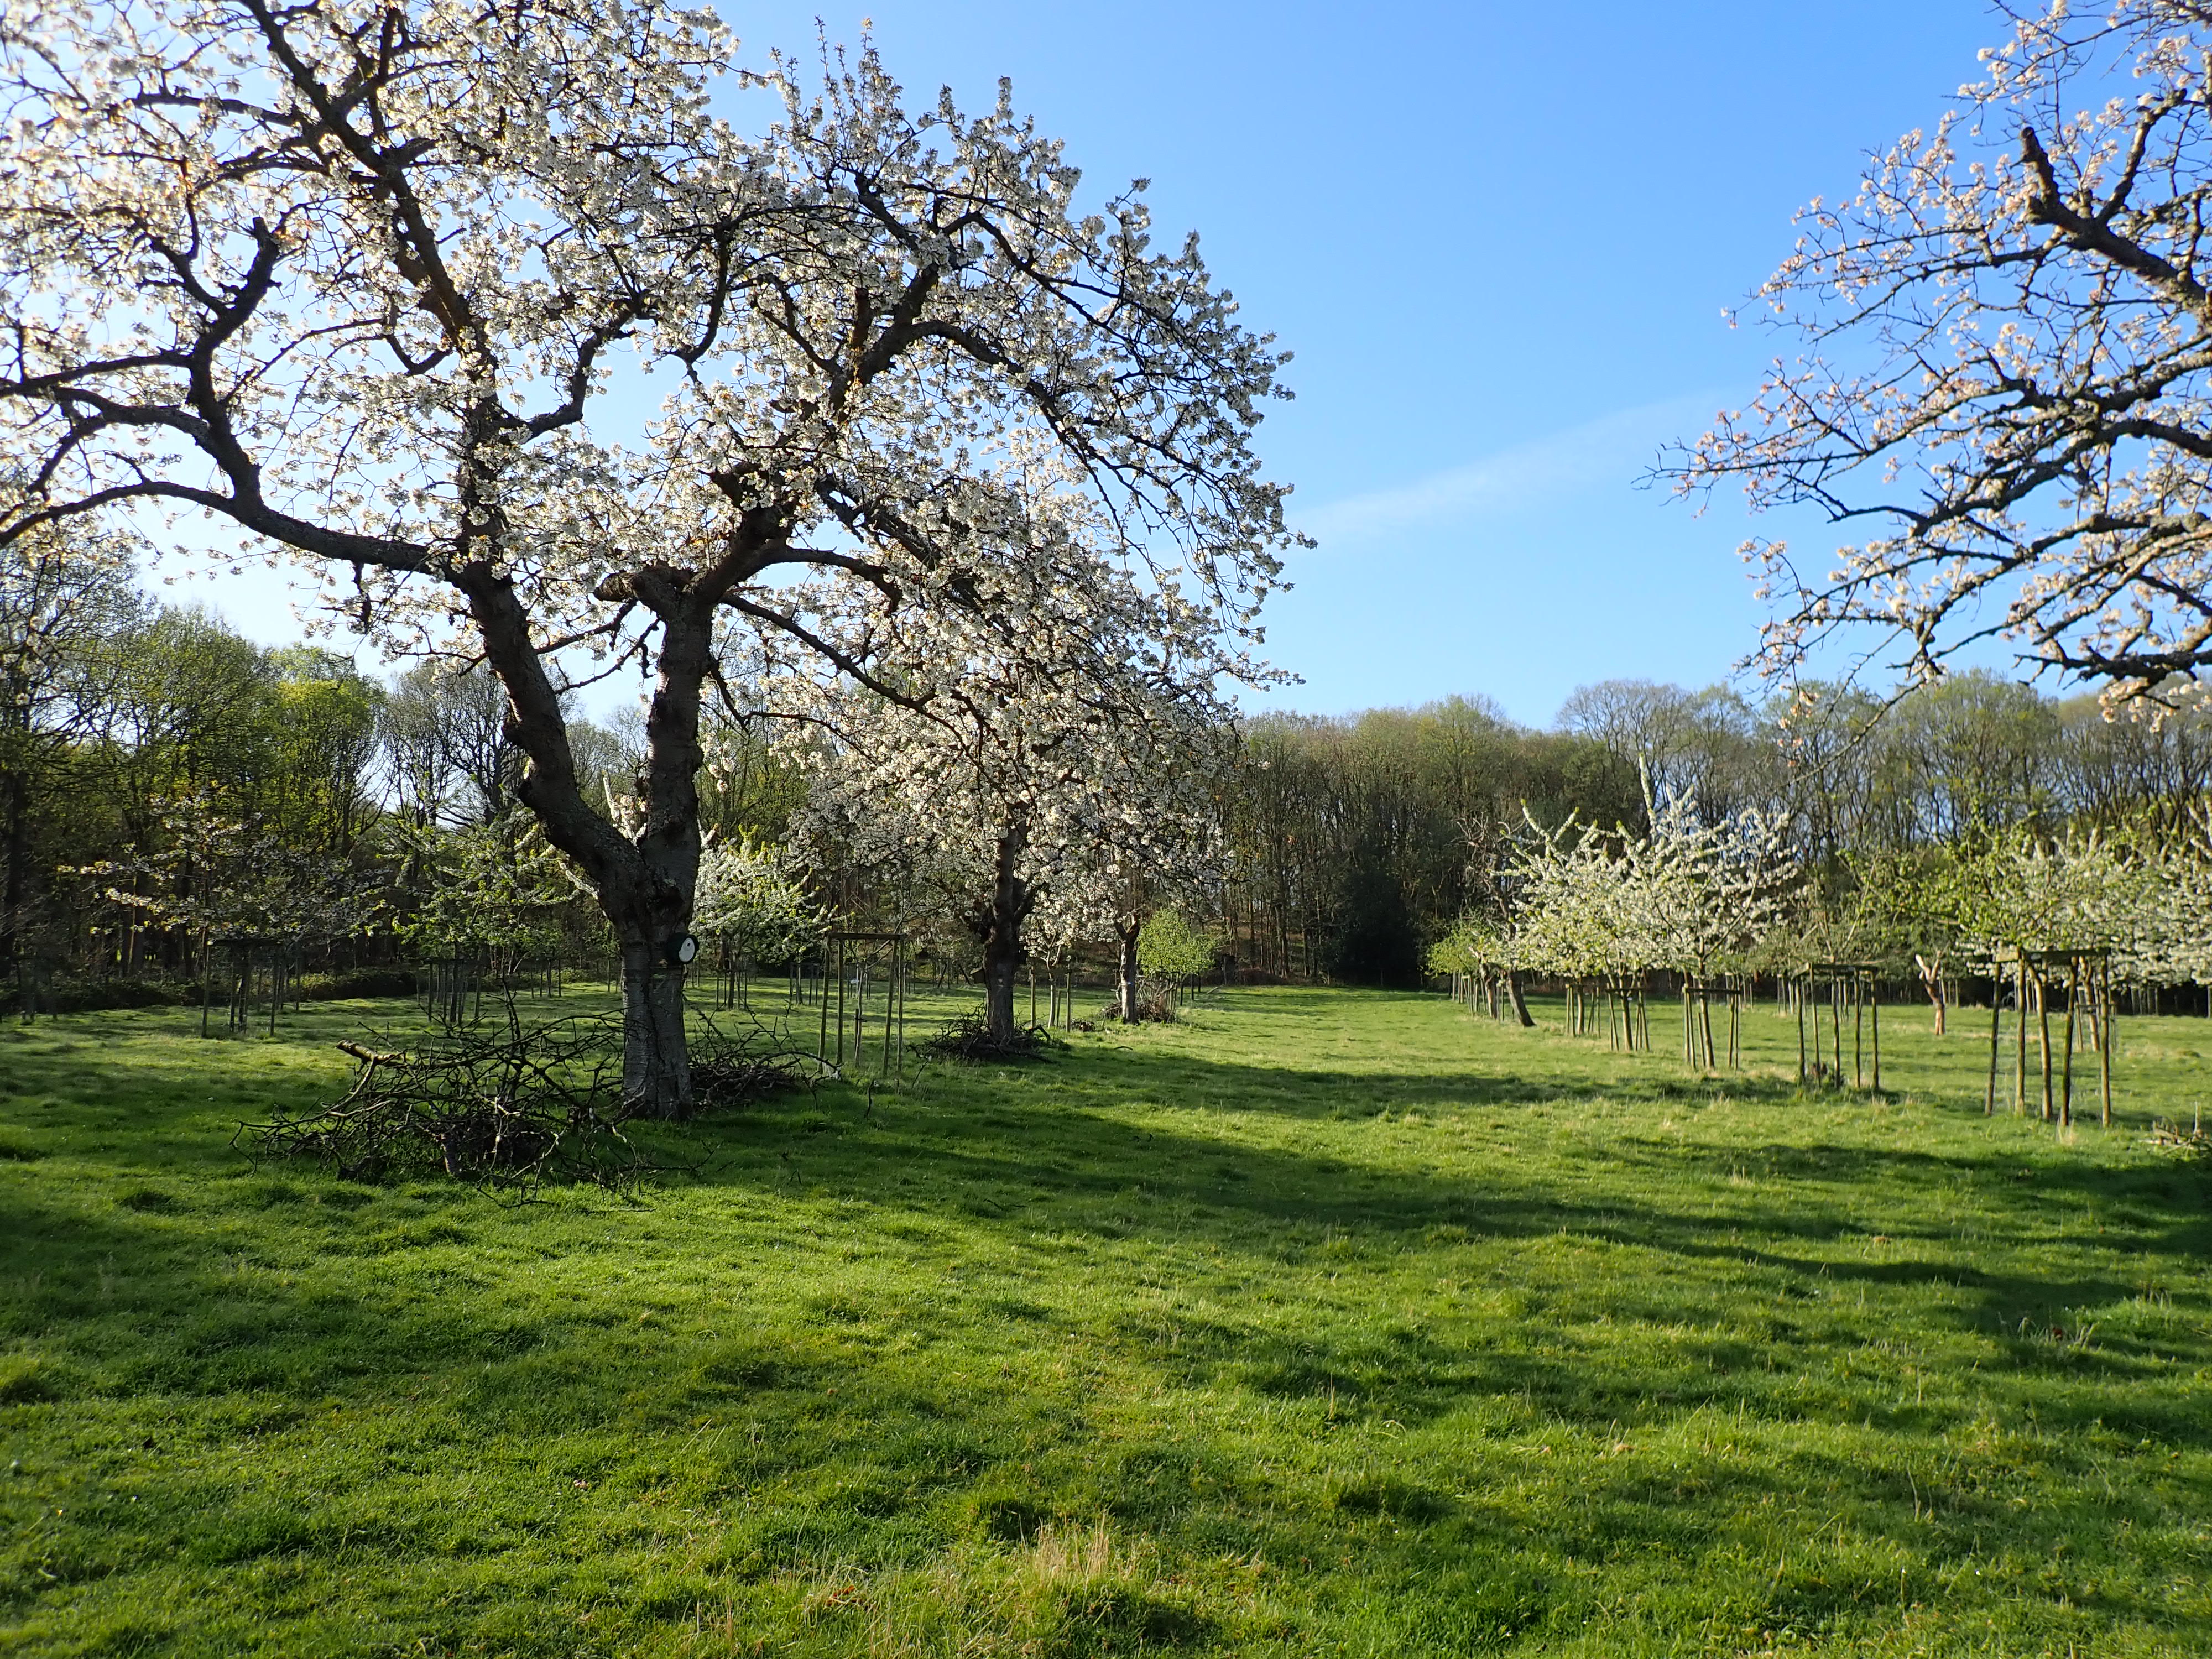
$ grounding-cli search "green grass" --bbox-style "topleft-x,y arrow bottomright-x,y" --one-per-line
2,983 -> 2208,1656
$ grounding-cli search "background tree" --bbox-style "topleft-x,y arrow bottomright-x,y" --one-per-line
1220,701 -> 1639,984
795,610 -> 1229,1043
1135,909 -> 1216,1009
0,525 -> 140,979
691,835 -> 818,981
380,664 -> 517,831
397,815 -> 568,976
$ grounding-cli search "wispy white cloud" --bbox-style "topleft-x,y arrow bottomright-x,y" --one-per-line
1292,393 -> 1721,549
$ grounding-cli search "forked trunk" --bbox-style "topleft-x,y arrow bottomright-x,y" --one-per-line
1914,954 -> 1947,1036
973,822 -> 1034,1044
1116,918 -> 1143,1022
462,576 -> 715,1123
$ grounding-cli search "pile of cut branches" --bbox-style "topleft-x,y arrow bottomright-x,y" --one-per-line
689,1016 -> 806,1112
242,1006 -> 803,1193
2149,1120 -> 2209,1165
917,1014 -> 1067,1063
242,1013 -> 639,1192
1119,990 -> 1177,1024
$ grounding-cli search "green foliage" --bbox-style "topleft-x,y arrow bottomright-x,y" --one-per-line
1424,914 -> 1504,979
1321,839 -> 1422,986
77,792 -> 388,943
692,835 -> 821,963
394,813 -> 568,962
1846,827 -> 2208,984
6,987 -> 2210,1653
1225,700 -> 1640,979
1135,909 -> 1214,986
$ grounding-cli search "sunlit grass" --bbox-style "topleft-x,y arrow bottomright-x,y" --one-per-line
2,982 -> 2207,1655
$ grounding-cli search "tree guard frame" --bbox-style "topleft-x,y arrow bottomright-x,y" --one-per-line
1678,975 -> 1744,1072
1794,963 -> 1881,1092
815,930 -> 911,1081
205,935 -> 302,1039
1983,946 -> 2115,1128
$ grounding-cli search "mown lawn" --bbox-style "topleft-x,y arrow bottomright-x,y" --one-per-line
2,983 -> 2208,1656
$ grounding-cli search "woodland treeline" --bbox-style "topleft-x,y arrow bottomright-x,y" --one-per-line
1229,678 -> 2212,989
0,587 -> 653,999
10,559 -> 2210,1009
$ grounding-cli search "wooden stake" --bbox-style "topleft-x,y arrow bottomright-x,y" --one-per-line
1986,983 -> 2000,1115
1853,973 -> 1864,1089
2099,957 -> 2114,1128
1870,979 -> 1881,1094
2060,954 -> 2077,1129
2037,963 -> 2054,1123
1797,976 -> 1808,1084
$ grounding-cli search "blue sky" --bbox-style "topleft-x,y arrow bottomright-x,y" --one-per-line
156,1 -> 2007,727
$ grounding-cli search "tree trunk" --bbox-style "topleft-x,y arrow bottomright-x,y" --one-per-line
458,566 -> 722,1123
973,821 -> 1034,1044
1117,918 -> 1143,1022
1914,953 -> 1946,1036
619,936 -> 693,1117
0,765 -> 26,980
1505,969 -> 1535,1027
984,949 -> 1020,1043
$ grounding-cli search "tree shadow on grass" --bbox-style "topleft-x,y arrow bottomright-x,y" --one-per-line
719,1037 -> 2199,1230
7,1170 -> 2208,1653
661,1045 -> 2212,1431
9,1006 -> 2212,1652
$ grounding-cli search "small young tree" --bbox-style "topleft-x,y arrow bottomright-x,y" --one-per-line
395,815 -> 568,984
796,695 -> 1193,1044
1093,718 -> 1230,1023
84,793 -> 389,977
1848,849 -> 1970,1032
1632,789 -> 1801,983
792,577 -> 1235,1043
1135,909 -> 1216,1012
1500,779 -> 1800,1053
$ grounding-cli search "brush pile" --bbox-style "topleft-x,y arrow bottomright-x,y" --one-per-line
917,1013 -> 1067,1063
243,1009 -> 802,1193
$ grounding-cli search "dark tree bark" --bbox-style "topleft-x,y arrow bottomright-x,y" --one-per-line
1115,915 -> 1144,1022
0,766 -> 26,980
1505,969 -> 1535,1028
969,822 -> 1035,1044
457,567 -> 732,1118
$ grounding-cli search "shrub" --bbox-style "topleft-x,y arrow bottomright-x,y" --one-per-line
295,969 -> 419,1001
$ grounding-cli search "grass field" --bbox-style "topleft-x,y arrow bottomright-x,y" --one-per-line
2,982 -> 2208,1656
